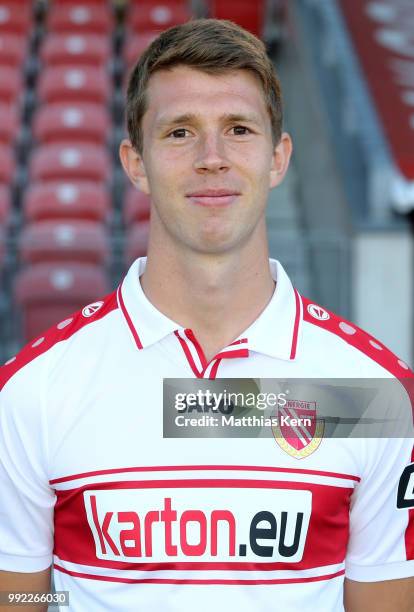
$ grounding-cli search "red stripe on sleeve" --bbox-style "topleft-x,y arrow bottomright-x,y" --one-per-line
0,290 -> 118,390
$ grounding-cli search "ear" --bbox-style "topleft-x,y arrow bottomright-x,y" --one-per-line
269,132 -> 293,189
119,138 -> 150,195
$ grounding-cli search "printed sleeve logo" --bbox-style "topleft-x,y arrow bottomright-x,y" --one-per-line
307,304 -> 330,321
397,463 -> 414,509
82,301 -> 104,318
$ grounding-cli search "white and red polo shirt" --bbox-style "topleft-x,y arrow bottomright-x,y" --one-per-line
0,257 -> 413,611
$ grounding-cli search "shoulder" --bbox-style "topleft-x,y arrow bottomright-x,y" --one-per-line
0,289 -> 119,391
300,295 -> 413,379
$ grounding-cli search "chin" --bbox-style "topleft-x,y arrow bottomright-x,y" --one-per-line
190,236 -> 241,255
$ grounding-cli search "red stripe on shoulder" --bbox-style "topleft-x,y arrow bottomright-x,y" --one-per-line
0,289 -> 118,390
301,295 -> 413,379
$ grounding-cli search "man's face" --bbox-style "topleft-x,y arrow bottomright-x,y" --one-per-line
122,65 -> 292,255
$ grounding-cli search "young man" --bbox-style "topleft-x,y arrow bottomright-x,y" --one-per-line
0,18 -> 413,612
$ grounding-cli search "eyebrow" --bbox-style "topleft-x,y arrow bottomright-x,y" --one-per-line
155,112 -> 263,130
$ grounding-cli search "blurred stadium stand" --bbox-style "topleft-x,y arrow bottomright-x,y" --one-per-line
0,0 -> 413,368
290,0 -> 413,363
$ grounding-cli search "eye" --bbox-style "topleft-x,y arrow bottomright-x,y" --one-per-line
231,125 -> 252,136
168,128 -> 190,139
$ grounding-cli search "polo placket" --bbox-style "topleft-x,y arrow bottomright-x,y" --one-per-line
174,329 -> 249,379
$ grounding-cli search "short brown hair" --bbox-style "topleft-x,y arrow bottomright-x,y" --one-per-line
126,18 -> 283,154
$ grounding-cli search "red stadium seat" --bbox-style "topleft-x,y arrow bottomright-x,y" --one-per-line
0,34 -> 27,67
41,34 -> 111,68
0,2 -> 32,35
0,184 -> 11,225
33,103 -> 111,146
47,4 -> 113,35
29,143 -> 111,183
125,221 -> 149,265
0,66 -> 22,105
38,66 -> 111,105
0,146 -> 15,184
124,33 -> 158,69
0,104 -> 18,145
23,181 -> 110,223
19,220 -> 110,265
124,188 -> 150,226
51,0 -> 108,4
209,0 -> 265,37
49,0 -> 107,3
129,2 -> 191,32
14,262 -> 110,342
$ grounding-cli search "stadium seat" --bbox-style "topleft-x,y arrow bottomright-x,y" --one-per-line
125,221 -> 149,265
49,0 -> 108,3
124,188 -> 150,226
209,0 -> 265,37
38,66 -> 111,105
32,103 -> 111,146
14,262 -> 110,342
124,33 -> 158,69
47,4 -> 113,35
23,181 -> 111,223
0,104 -> 18,145
41,34 -> 111,68
0,146 -> 15,184
0,66 -> 22,105
0,33 -> 27,67
0,2 -> 32,35
19,220 -> 110,265
129,2 -> 191,32
29,143 -> 111,183
0,184 -> 11,225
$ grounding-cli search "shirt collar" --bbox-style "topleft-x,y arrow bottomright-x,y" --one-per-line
237,259 -> 303,360
117,257 -> 183,349
118,257 -> 302,361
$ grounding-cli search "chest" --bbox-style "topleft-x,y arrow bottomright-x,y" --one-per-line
49,375 -> 360,574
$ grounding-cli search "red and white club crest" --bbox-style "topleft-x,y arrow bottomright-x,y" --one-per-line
272,399 -> 324,459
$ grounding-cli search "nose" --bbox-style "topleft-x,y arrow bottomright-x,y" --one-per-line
193,133 -> 230,174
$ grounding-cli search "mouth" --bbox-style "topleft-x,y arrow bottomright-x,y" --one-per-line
186,189 -> 241,207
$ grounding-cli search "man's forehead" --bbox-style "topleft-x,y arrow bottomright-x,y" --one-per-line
147,65 -> 263,102
145,66 -> 268,123
148,63 -> 261,85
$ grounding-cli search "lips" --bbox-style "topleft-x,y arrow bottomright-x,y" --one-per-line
186,189 -> 241,207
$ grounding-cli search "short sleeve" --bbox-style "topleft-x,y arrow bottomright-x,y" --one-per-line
345,381 -> 414,581
0,358 -> 55,572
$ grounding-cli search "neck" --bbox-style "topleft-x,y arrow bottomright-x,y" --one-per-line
140,226 -> 275,362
